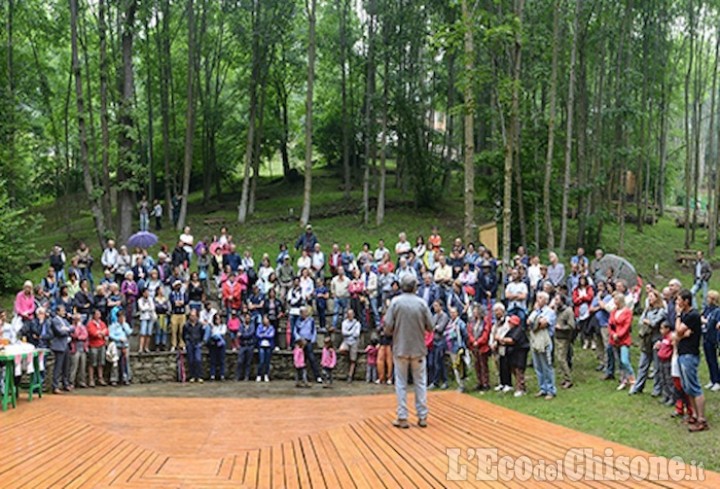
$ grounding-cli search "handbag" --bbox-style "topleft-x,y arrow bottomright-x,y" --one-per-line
259,339 -> 271,348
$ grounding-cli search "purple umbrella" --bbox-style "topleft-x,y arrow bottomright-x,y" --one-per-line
127,231 -> 159,249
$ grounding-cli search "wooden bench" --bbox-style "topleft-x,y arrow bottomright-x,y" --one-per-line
674,249 -> 698,266
203,217 -> 226,227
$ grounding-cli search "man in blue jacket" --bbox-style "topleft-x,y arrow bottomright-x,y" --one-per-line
294,306 -> 321,383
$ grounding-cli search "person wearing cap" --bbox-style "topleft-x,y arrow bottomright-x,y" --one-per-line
169,280 -> 188,351
383,274 -> 433,429
501,314 -> 529,396
295,225 -> 318,254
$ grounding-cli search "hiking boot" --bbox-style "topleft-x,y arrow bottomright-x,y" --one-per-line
392,419 -> 410,429
417,418 -> 428,428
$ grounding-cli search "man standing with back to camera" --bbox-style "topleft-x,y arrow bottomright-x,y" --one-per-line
383,274 -> 433,429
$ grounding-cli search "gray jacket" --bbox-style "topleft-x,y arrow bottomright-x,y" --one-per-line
696,259 -> 713,282
383,292 -> 433,357
48,316 -> 75,352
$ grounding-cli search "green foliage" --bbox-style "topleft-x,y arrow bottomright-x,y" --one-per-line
0,187 -> 43,292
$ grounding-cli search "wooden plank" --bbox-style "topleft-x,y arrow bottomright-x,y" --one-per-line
350,418 -> 429,488
2,429 -> 101,488
431,395 -> 693,489
28,434 -> 120,489
306,433 -> 342,489
296,435 -> 326,489
257,446 -> 273,489
243,448 -> 261,488
63,440 -> 135,489
294,438 -> 314,489
281,441 -> 301,489
327,425 -> 379,488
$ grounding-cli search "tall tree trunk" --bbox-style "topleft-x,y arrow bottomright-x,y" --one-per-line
71,0 -> 107,248
615,0 -> 632,255
462,0 -> 475,244
177,0 -> 196,230
502,0 -> 525,265
144,15 -> 155,202
362,0 -> 376,226
658,65 -> 670,218
338,0 -> 351,198
79,7 -> 99,184
441,53 -> 456,193
117,0 -> 138,244
158,0 -> 174,220
238,0 -> 261,223
543,0 -> 560,250
4,0 -> 15,201
300,0 -> 317,226
684,0 -> 694,249
559,0 -> 581,253
691,29 -> 704,244
711,28 -> 720,256
376,53 -> 389,226
98,0 -> 113,228
249,75 -> 268,216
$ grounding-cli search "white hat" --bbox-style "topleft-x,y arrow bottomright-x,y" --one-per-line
173,279 -> 182,287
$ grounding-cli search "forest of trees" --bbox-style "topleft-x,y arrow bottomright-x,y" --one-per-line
1,0 -> 720,267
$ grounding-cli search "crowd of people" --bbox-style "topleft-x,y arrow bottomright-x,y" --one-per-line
0,222 -> 716,431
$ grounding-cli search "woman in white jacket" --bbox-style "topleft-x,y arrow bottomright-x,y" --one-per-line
137,288 -> 156,353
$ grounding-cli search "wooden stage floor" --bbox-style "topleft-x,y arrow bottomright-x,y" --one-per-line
1,390 -> 717,488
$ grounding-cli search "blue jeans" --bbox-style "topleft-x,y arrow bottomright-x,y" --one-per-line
317,305 -> 327,331
258,347 -> 272,377
703,335 -> 720,385
186,342 -> 203,380
394,355 -> 429,420
531,344 -> 556,396
209,344 -> 226,378
236,346 -> 254,380
303,341 -> 321,380
678,354 -> 703,397
140,319 -> 154,336
429,342 -> 447,386
155,318 -> 168,347
630,338 -> 660,394
616,345 -> 635,381
602,328 -> 616,376
332,298 -> 349,328
289,315 -> 300,345
367,296 -> 381,328
140,213 -> 149,232
691,280 -> 709,308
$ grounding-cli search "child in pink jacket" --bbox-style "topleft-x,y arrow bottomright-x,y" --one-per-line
321,337 -> 337,387
294,339 -> 309,388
